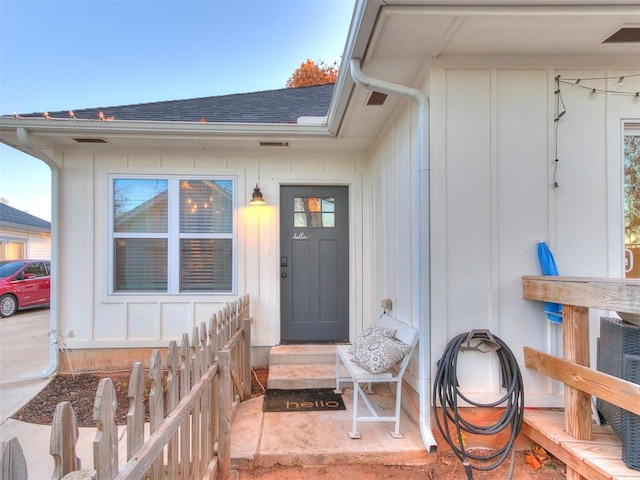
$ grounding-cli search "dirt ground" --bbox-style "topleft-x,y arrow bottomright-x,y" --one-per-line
233,458 -> 566,480
13,368 -> 566,479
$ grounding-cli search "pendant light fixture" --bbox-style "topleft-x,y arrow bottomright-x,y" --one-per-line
249,183 -> 266,205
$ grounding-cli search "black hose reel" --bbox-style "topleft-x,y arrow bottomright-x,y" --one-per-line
433,330 -> 525,480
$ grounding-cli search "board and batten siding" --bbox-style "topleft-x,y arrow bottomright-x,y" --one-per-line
368,67 -> 639,407
57,150 -> 368,351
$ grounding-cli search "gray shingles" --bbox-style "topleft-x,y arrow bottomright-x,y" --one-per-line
15,84 -> 335,123
0,203 -> 51,230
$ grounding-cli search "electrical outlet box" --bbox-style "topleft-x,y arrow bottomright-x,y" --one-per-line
381,298 -> 392,311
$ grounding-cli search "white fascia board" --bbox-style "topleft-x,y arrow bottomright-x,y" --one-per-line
0,117 -> 332,140
327,0 -> 382,135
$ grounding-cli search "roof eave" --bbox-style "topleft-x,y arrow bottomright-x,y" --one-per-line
0,220 -> 51,232
0,117 -> 332,140
327,0 -> 381,136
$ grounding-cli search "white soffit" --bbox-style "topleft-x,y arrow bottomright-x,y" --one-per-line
340,3 -> 640,139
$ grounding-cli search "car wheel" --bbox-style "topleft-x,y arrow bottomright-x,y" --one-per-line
0,294 -> 17,317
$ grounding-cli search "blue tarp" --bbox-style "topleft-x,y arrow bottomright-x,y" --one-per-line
537,241 -> 562,324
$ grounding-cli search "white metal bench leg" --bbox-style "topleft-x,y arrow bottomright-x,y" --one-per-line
334,354 -> 342,394
391,381 -> 404,438
350,381 -> 362,439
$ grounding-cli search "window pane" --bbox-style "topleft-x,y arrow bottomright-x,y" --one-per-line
294,213 -> 307,227
24,262 -> 47,277
180,239 -> 232,291
115,238 -> 167,291
180,180 -> 233,233
321,198 -> 335,212
114,179 -> 168,233
307,197 -> 321,212
293,196 -> 335,228
322,213 -> 335,227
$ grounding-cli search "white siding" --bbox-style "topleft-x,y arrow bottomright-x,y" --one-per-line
0,225 -> 50,260
58,150 -> 368,350
368,67 -> 639,407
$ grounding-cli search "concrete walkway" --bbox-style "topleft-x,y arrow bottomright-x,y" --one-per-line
0,308 -> 52,425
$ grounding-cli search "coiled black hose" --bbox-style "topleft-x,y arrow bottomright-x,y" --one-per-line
433,331 -> 525,479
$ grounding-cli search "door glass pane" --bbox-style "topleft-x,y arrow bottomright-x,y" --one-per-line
293,196 -> 335,228
624,127 -> 640,278
114,238 -> 167,291
180,179 -> 233,233
114,179 -> 168,233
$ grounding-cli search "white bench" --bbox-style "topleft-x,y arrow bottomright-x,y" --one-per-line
334,315 -> 419,439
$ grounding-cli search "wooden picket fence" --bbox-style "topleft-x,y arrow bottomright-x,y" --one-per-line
1,295 -> 251,480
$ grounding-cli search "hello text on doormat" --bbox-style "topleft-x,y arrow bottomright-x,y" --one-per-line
263,388 -> 346,412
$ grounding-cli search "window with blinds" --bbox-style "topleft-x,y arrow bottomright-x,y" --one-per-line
111,177 -> 235,293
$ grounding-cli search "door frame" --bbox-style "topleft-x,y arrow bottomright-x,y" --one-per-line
271,172 -> 365,346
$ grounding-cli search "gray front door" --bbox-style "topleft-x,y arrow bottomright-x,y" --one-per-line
280,186 -> 349,343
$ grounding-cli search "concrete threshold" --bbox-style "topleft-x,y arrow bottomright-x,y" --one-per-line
230,385 -> 432,470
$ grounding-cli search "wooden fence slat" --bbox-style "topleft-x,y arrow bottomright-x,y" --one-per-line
242,317 -> 252,400
92,378 -> 118,480
50,401 -> 81,479
179,333 -> 191,479
126,362 -> 144,461
0,437 -> 28,480
218,349 -> 232,480
148,350 -> 164,479
166,341 -> 179,479
191,328 -> 202,479
208,315 -> 216,364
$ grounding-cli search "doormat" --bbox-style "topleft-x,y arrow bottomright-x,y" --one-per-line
263,388 -> 346,413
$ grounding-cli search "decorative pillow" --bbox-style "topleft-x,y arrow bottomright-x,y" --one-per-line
352,335 -> 412,374
347,325 -> 397,355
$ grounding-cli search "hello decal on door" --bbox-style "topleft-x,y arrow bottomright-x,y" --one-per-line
292,232 -> 309,240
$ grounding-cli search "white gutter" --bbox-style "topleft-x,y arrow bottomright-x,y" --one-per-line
16,127 -> 60,377
0,117 -> 331,138
349,59 -> 437,452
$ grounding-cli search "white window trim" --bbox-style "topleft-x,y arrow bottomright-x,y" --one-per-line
108,174 -> 237,295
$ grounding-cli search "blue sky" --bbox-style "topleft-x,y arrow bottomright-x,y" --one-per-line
0,0 -> 355,221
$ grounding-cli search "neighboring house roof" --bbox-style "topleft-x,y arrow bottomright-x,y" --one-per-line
15,84 -> 335,124
0,203 -> 51,230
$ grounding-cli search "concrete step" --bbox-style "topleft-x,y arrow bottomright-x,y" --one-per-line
267,364 -> 339,389
267,345 -> 351,390
268,344 -> 338,366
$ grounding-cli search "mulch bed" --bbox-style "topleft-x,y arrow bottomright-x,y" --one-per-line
11,368 -> 269,428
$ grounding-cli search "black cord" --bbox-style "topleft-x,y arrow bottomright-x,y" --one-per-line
433,331 -> 525,478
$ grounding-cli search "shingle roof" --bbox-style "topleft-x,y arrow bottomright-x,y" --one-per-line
16,84 -> 335,124
0,203 -> 51,230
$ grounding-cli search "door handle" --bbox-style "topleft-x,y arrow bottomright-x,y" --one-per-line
281,272 -> 288,278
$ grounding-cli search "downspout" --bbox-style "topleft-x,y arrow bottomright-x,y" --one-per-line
349,59 -> 437,451
16,127 -> 60,377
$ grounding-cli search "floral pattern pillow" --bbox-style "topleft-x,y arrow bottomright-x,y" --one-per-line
352,335 -> 411,374
347,326 -> 397,355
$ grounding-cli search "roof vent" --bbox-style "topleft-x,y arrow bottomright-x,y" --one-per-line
259,141 -> 289,147
72,137 -> 109,144
602,27 -> 640,43
366,91 -> 388,106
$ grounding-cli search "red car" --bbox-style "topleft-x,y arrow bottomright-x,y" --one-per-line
0,260 -> 51,317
